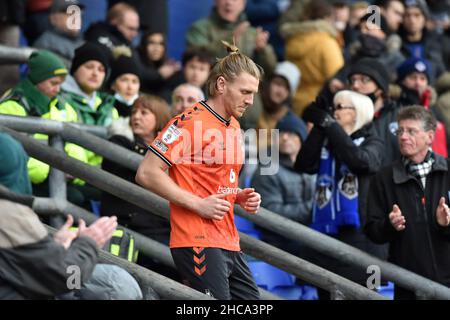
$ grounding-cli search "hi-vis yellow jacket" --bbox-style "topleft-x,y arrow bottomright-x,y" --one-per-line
0,87 -> 88,185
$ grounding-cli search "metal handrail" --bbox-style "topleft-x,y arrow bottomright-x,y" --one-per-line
0,185 -> 281,299
1,116 -> 449,299
0,45 -> 35,65
0,125 -> 386,300
0,114 -> 108,139
42,224 -> 212,300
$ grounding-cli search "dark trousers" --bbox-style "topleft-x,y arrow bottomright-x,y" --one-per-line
171,247 -> 260,300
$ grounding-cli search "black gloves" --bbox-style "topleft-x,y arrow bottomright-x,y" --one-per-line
312,95 -> 332,113
303,106 -> 335,128
303,95 -> 335,128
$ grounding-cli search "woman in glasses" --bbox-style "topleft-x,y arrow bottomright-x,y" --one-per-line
295,90 -> 387,299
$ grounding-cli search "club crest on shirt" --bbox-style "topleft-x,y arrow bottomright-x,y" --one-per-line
162,122 -> 181,145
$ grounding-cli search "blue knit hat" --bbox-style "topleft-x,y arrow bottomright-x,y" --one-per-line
397,57 -> 431,82
276,111 -> 308,141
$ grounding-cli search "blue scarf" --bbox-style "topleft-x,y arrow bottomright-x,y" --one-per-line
311,140 -> 362,235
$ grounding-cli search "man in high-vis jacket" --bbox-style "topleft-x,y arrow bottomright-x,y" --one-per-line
0,50 -> 88,200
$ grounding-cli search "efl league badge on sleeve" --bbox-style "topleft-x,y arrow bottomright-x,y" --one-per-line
154,139 -> 169,154
162,123 -> 181,145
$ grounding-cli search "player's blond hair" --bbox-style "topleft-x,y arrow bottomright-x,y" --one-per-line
206,40 -> 263,97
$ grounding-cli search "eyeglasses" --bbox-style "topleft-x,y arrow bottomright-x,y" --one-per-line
395,127 -> 423,137
335,104 -> 355,111
349,75 -> 373,85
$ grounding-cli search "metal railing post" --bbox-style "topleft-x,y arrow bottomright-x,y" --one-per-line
48,134 -> 66,228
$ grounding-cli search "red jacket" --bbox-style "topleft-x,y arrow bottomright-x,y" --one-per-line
422,89 -> 448,158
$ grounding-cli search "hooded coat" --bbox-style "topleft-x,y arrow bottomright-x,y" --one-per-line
281,20 -> 344,116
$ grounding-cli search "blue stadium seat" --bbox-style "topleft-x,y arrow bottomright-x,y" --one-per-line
235,215 -> 261,238
272,286 -> 303,300
299,285 -> 318,300
248,261 -> 318,300
90,200 -> 101,217
378,282 -> 394,300
18,30 -> 29,80
244,230 -> 262,240
249,261 -> 295,290
167,0 -> 214,60
235,215 -> 257,232
79,0 -> 107,33
249,261 -> 305,299
19,29 -> 28,47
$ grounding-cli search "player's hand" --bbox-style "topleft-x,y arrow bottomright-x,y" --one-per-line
196,193 -> 231,221
236,188 -> 261,214
436,197 -> 450,227
389,204 -> 406,231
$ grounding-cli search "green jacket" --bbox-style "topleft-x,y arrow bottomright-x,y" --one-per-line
60,77 -> 119,166
186,7 -> 277,74
59,91 -> 118,166
60,88 -> 118,127
0,77 -> 88,185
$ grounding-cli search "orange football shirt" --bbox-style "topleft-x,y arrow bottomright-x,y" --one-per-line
149,101 -> 244,251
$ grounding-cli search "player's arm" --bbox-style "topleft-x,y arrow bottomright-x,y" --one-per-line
136,151 -> 231,221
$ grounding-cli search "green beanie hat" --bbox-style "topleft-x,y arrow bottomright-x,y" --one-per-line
27,50 -> 68,84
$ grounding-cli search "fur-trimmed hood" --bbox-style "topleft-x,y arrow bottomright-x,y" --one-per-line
348,33 -> 403,57
435,72 -> 450,95
389,83 -> 438,106
280,19 -> 337,40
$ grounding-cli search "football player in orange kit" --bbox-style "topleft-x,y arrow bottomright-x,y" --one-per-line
136,43 -> 262,299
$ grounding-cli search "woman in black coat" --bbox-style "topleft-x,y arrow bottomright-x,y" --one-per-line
101,95 -> 174,276
295,90 -> 387,298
